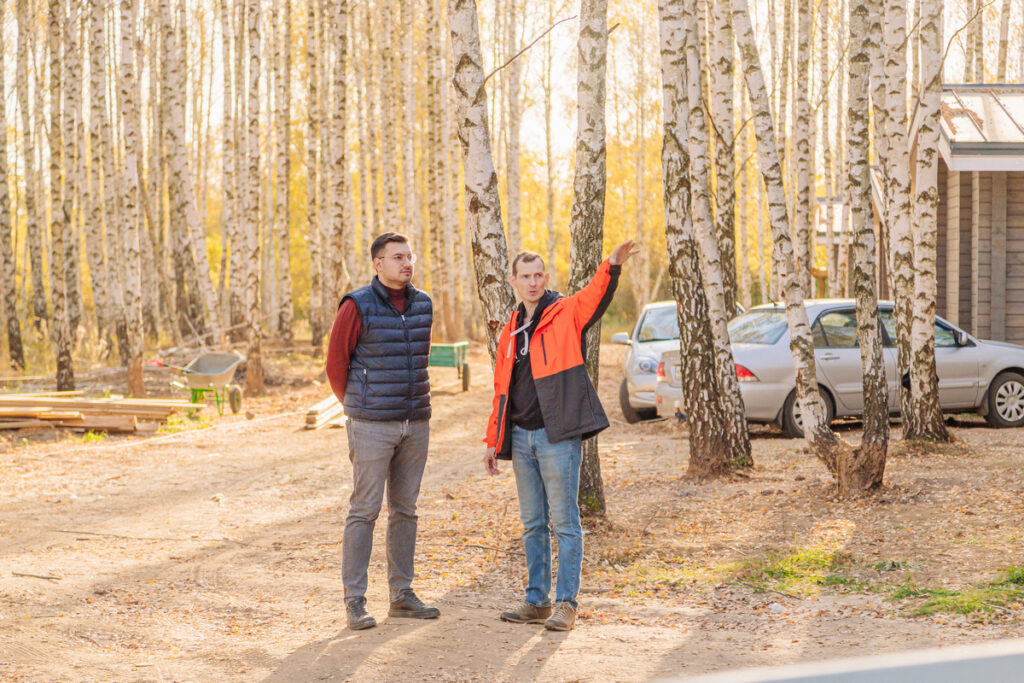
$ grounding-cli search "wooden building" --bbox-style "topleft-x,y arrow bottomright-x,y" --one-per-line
935,85 -> 1024,344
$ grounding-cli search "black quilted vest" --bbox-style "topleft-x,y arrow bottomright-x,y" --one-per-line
341,277 -> 432,421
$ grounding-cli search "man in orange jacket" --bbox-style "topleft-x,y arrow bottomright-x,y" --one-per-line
483,240 -> 638,631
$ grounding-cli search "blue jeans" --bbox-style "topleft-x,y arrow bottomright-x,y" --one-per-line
510,425 -> 583,609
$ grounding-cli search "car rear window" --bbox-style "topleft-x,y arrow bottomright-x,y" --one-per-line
727,309 -> 788,344
637,306 -> 679,342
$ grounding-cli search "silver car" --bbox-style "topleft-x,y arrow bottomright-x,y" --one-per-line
611,301 -> 682,423
654,299 -> 1024,437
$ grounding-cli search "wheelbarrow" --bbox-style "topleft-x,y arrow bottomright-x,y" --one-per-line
151,352 -> 245,415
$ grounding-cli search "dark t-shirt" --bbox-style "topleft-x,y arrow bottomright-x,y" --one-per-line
508,291 -> 557,431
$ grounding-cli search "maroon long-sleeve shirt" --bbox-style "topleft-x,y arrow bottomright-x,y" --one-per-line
325,285 -> 406,403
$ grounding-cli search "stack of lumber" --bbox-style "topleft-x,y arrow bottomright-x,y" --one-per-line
305,395 -> 345,430
0,391 -> 205,433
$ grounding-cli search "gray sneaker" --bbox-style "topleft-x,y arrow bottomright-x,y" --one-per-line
346,597 -> 377,630
543,602 -> 577,631
388,590 -> 441,619
499,601 -> 553,624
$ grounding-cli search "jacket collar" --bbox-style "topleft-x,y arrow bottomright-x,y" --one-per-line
370,276 -> 417,313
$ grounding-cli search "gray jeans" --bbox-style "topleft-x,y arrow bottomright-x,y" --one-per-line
342,417 -> 429,603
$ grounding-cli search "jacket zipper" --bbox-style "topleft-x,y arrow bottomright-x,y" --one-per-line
361,368 -> 368,404
540,335 -> 548,365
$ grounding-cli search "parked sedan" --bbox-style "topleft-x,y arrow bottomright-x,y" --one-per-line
612,301 -> 680,423
654,299 -> 1024,437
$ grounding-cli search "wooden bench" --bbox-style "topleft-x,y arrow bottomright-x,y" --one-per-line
428,342 -> 470,391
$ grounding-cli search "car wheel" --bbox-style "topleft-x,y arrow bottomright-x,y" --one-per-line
781,388 -> 834,439
619,379 -> 656,423
985,371 -> 1024,428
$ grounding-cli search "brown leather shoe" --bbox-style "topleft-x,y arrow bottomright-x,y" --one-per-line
499,601 -> 553,624
543,602 -> 577,631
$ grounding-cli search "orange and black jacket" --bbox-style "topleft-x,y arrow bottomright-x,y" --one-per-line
485,259 -> 621,460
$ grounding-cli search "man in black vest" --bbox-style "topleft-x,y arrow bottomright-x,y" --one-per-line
326,232 -> 439,630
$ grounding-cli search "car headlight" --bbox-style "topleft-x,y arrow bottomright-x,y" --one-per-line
634,357 -> 658,375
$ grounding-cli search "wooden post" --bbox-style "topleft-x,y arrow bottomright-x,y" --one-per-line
945,168 -> 960,325
992,172 -> 1007,341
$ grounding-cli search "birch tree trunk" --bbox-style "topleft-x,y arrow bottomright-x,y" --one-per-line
907,0 -> 950,442
379,0 -> 400,229
504,0 -> 522,257
86,0 -> 113,351
734,0 -> 851,474
219,0 -> 237,330
0,0 -> 22,369
426,0 -> 452,340
229,0 -> 247,341
448,0 -> 515,362
684,0 -> 751,468
567,0 -> 610,516
48,0 -> 74,390
17,0 -> 48,327
996,0 -> 1010,81
63,6 -> 83,337
400,0 -> 420,258
118,0 -> 143,395
821,0 -> 836,295
846,0 -> 887,491
709,0 -> 737,314
354,0 -> 376,283
878,0 -> 917,435
276,0 -> 294,342
659,0 -> 733,480
163,0 -> 219,341
327,0 -> 350,313
543,0 -> 556,286
244,0 -> 264,393
792,0 -> 812,296
307,0 -> 324,353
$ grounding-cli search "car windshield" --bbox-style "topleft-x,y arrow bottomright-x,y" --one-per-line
636,306 -> 679,342
727,309 -> 788,344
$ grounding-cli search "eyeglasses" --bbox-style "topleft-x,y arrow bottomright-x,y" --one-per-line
378,253 -> 417,265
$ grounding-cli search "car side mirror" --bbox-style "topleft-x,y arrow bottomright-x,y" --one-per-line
954,330 -> 969,347
611,332 -> 631,345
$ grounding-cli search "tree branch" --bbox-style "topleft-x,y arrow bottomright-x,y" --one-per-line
484,14 -> 577,86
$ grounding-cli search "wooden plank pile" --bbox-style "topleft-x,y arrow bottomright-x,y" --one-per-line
305,395 -> 345,430
0,391 -> 206,433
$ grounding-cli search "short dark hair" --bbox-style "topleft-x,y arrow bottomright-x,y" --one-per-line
370,232 -> 410,260
511,251 -> 545,276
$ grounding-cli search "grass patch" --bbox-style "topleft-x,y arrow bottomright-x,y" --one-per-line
77,430 -> 107,444
733,548 -> 858,595
887,568 -> 1024,620
158,412 -> 211,434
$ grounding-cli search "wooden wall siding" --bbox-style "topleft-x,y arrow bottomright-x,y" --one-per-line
971,172 -> 992,338
943,165 -> 959,323
1007,172 -> 1024,344
937,161 -> 948,317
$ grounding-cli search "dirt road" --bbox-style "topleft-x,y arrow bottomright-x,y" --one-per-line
1,345 -> 1022,681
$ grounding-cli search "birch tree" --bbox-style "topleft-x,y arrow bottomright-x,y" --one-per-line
276,0 -> 294,341
17,0 -> 47,326
847,0 -> 887,487
307,0 -> 324,352
907,0 -> 950,442
448,0 -> 515,361
119,0 -> 144,395
709,0 -> 737,314
0,0 -> 22,369
660,0 -> 741,479
327,0 -> 350,315
505,0 -> 522,256
792,0 -> 812,296
684,0 -> 751,468
733,0 -> 863,486
244,0 -> 264,394
568,0 -> 610,516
